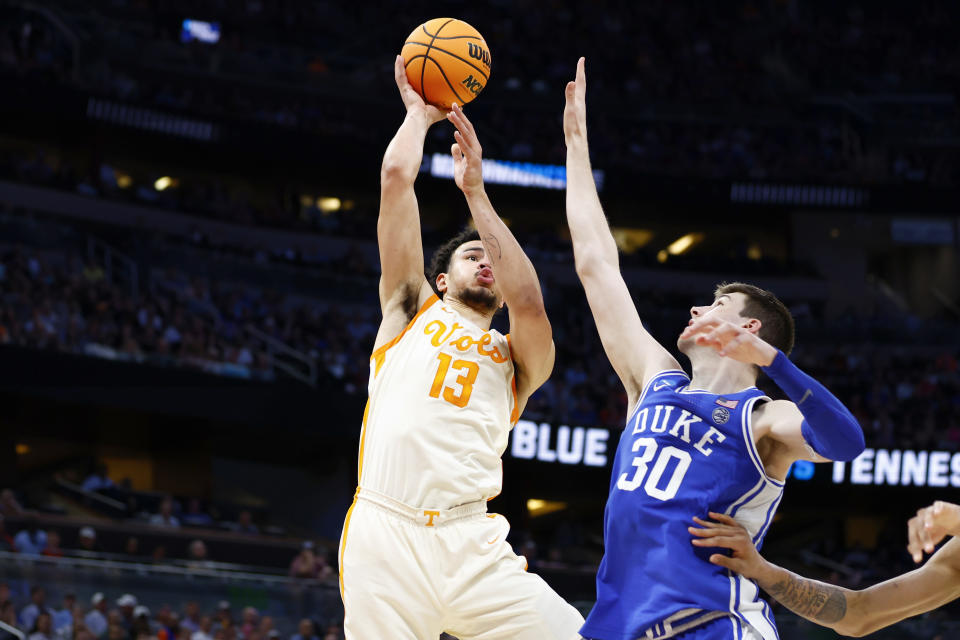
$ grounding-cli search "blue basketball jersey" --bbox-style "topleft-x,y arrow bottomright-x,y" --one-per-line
581,370 -> 784,640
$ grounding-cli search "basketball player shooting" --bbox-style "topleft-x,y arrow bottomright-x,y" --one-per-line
689,501 -> 960,636
563,58 -> 866,640
336,55 -> 584,640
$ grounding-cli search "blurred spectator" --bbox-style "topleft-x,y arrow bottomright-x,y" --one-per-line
0,601 -> 17,640
81,463 -> 114,493
40,531 -> 63,557
116,595 -> 137,630
19,587 -> 48,631
256,616 -> 273,637
122,537 -> 140,558
106,625 -> 125,640
131,607 -> 153,638
0,490 -> 23,517
186,540 -> 213,569
239,608 -> 258,639
179,604 -> 201,635
152,545 -> 167,563
189,616 -> 212,640
289,619 -> 317,640
51,594 -> 75,635
27,611 -> 53,640
0,516 -> 14,552
235,511 -> 258,536
288,542 -> 322,579
83,594 -> 108,639
75,526 -> 100,552
180,500 -> 214,528
149,497 -> 180,528
215,602 -> 231,627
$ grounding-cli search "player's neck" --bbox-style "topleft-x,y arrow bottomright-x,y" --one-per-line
443,295 -> 493,330
687,353 -> 757,395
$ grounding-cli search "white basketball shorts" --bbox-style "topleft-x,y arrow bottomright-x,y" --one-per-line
339,488 -> 584,639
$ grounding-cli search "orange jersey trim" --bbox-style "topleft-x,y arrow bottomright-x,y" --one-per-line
338,489 -> 359,600
371,294 -> 440,376
506,334 -> 520,425
357,400 -> 370,484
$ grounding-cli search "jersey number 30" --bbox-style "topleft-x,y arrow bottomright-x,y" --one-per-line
430,353 -> 479,408
616,437 -> 692,501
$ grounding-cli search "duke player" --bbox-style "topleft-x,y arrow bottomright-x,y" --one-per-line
337,56 -> 583,640
562,58 -> 866,640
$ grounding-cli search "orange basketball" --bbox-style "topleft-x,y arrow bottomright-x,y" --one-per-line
401,18 -> 491,110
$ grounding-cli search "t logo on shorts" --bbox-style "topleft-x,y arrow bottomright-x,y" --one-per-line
423,510 -> 440,527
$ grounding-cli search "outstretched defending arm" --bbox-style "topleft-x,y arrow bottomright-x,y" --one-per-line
374,56 -> 447,350
564,58 -> 680,409
690,509 -> 960,638
679,316 -> 864,466
446,104 -> 554,402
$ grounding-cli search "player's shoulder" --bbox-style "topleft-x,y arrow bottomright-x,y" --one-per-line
751,398 -> 801,421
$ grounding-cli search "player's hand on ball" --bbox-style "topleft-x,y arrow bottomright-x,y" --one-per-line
563,57 -> 587,145
689,513 -> 767,579
679,316 -> 777,367
908,500 -> 960,563
447,103 -> 484,195
394,55 -> 447,125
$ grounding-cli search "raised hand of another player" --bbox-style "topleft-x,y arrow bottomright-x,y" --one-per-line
447,102 -> 484,196
908,500 -> 960,563
679,316 -> 778,367
394,55 -> 447,126
563,57 -> 587,145
689,513 -> 769,579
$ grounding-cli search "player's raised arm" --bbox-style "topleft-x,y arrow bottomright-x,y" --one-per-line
375,56 -> 447,347
446,104 -> 554,401
690,512 -> 960,638
679,314 -> 865,474
563,58 -> 680,407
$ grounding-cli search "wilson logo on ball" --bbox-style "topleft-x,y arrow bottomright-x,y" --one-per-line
467,43 -> 491,68
462,75 -> 484,95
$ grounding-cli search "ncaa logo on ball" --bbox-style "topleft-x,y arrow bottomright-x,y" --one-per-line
712,407 -> 731,424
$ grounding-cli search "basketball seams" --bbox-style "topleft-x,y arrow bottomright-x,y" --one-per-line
421,20 -> 482,40
427,45 -> 490,82
426,56 -> 467,107
419,18 -> 455,104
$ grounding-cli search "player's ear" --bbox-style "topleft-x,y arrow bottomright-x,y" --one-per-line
436,273 -> 448,294
742,318 -> 761,334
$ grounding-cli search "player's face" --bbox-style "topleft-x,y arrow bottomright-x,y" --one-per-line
439,241 -> 503,312
677,292 -> 753,352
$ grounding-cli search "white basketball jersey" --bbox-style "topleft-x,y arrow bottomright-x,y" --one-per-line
357,295 -> 519,509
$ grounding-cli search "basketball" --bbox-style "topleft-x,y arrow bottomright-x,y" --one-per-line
401,18 -> 491,110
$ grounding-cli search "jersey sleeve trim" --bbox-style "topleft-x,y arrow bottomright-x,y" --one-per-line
741,395 -> 786,487
371,294 -> 439,376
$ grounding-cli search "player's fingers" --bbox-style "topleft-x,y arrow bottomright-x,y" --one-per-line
449,110 -> 479,152
709,554 -> 737,569
692,516 -> 718,528
707,512 -> 738,525
718,334 -> 745,357
575,56 -> 586,99
394,55 -> 408,87
692,535 -> 740,549
451,103 -> 478,139
565,81 -> 576,101
451,143 -> 463,162
907,517 -> 924,563
688,526 -> 722,538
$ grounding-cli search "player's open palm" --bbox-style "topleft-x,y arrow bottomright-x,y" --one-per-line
447,103 -> 484,195
563,57 -> 587,144
689,513 -> 766,579
394,55 -> 447,125
680,317 -> 777,367
908,500 -> 960,563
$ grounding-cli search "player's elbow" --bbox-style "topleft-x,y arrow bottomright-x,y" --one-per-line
380,161 -> 415,187
573,250 -> 615,279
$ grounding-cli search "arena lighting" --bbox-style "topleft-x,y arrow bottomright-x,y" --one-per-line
427,153 -> 605,191
15,444 -> 30,456
667,232 -> 704,255
317,197 -> 342,212
115,172 -> 133,189
526,499 -> 568,517
181,19 -> 221,44
154,176 -> 173,191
